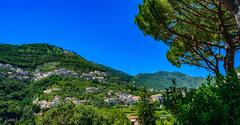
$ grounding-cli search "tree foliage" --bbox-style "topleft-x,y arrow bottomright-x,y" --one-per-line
35,103 -> 129,125
135,0 -> 240,74
164,72 -> 240,125
137,88 -> 156,125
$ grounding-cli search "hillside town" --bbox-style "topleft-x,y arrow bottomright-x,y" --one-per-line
104,92 -> 141,105
0,63 -> 30,81
33,68 -> 79,81
0,62 -> 109,84
34,69 -> 108,83
33,85 -> 163,110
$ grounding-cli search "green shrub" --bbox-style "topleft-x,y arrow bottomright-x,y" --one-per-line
164,72 -> 240,125
35,103 -> 129,125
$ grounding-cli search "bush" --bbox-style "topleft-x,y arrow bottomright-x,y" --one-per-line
164,72 -> 240,125
35,102 -> 130,125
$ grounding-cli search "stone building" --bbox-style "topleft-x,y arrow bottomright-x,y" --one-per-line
128,115 -> 139,125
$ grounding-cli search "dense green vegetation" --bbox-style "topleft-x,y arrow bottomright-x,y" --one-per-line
0,78 -> 26,124
2,43 -> 238,125
0,75 -> 141,124
132,71 -> 204,90
135,0 -> 240,124
26,76 -> 139,106
137,88 -> 156,125
35,103 -> 129,125
164,72 -> 240,125
0,44 -> 176,125
0,44 -> 89,70
0,44 -> 132,83
0,44 -> 139,124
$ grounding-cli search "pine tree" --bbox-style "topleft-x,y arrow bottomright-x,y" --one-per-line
135,0 -> 240,75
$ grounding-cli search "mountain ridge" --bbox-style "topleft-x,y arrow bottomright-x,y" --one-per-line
0,43 -> 206,124
0,43 -> 205,90
132,71 -> 205,90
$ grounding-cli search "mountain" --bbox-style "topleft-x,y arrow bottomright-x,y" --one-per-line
0,44 -> 132,83
131,71 -> 205,90
0,43 -> 139,124
0,43 -> 205,124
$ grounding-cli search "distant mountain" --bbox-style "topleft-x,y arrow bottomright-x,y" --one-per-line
131,71 -> 205,90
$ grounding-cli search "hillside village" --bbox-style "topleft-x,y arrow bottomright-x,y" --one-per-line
1,61 -> 239,111
33,87 -> 141,109
0,63 -> 109,83
32,85 -> 163,110
0,63 -> 30,81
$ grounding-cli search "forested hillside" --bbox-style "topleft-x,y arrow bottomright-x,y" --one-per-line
131,71 -> 204,90
0,44 -> 132,83
0,43 -> 206,124
0,44 -> 138,124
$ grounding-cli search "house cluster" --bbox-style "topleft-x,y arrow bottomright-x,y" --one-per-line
81,71 -> 107,83
0,63 -> 30,81
43,87 -> 61,94
151,94 -> 164,108
150,94 -> 163,102
104,92 -> 164,106
33,69 -> 79,81
0,63 -> 14,69
33,95 -> 87,109
33,96 -> 61,109
85,87 -> 99,93
64,97 -> 88,105
128,115 -> 139,125
33,87 -> 89,109
33,69 -> 108,83
104,92 -> 140,105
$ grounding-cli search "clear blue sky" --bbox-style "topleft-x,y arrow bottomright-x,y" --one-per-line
0,0 -> 239,77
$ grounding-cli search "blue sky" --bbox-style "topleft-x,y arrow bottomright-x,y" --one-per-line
0,0 -> 239,77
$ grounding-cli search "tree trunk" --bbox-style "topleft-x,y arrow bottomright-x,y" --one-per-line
234,12 -> 240,32
224,46 -> 235,73
222,0 -> 240,31
221,0 -> 238,73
